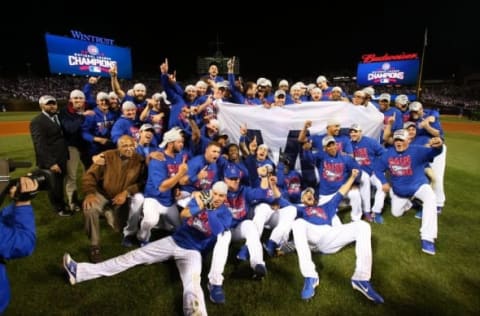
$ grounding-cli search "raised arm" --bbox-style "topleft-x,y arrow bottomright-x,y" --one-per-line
109,64 -> 126,100
383,114 -> 395,145
188,115 -> 201,144
338,169 -> 359,196
239,123 -> 250,156
298,120 -> 312,143
419,116 -> 440,137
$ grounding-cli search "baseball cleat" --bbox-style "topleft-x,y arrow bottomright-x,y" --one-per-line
236,245 -> 250,261
301,277 -> 319,300
263,240 -> 278,257
252,264 -> 267,280
63,253 -> 77,285
373,213 -> 384,224
351,280 -> 384,304
421,240 -> 436,255
208,283 -> 225,304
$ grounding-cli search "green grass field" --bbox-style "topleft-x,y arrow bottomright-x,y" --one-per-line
0,111 -> 38,122
1,114 -> 479,315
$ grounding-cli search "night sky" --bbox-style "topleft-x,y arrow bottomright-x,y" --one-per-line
1,2 -> 475,82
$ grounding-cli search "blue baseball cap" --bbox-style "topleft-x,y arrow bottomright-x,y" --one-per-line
225,164 -> 240,179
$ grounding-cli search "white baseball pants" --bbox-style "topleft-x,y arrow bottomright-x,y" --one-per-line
253,203 -> 297,245
137,197 -> 180,242
74,236 -> 208,315
208,220 -> 264,285
292,219 -> 372,281
390,184 -> 438,242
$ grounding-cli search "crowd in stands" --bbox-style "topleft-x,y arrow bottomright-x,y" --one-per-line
421,83 -> 480,110
0,75 -> 156,102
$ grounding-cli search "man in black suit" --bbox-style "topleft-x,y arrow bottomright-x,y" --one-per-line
30,95 -> 72,216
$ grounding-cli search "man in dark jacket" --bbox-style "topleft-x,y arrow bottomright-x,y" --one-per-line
30,95 -> 72,216
59,89 -> 95,212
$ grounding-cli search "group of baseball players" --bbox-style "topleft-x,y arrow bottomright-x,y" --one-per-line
55,62 -> 446,316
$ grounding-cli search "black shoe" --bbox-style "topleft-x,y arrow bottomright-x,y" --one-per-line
57,209 -> 73,217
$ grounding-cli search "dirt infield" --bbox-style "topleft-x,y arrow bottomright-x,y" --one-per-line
0,121 -> 31,135
442,121 -> 480,136
0,120 -> 479,136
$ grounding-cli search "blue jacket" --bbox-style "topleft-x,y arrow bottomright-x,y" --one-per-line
375,145 -> 443,197
0,203 -> 36,313
59,103 -> 89,150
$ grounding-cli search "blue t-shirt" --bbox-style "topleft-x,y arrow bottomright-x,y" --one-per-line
297,193 -> 343,226
172,198 -> 232,254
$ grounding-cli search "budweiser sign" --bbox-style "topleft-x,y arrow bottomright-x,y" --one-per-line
361,53 -> 418,63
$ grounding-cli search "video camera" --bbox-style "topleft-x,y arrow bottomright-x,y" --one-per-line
0,159 -> 54,205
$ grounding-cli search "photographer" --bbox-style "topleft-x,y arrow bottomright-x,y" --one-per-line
0,177 -> 38,313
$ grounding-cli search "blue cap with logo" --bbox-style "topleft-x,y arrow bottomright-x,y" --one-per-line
225,164 -> 241,179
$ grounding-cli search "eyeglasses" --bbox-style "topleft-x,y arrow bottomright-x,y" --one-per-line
276,95 -> 285,99
45,101 -> 57,105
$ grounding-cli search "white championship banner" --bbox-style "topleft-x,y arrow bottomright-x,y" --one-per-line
217,101 -> 383,163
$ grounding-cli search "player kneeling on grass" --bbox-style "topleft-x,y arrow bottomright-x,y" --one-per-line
63,181 -> 232,316
292,169 -> 384,303
374,129 -> 443,255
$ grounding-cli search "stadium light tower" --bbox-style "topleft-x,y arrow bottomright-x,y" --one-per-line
197,33 -> 240,76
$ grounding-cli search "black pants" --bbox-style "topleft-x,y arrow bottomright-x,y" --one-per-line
48,171 -> 66,211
